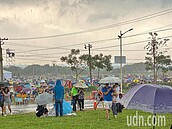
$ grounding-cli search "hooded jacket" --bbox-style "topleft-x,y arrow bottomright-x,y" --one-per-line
54,80 -> 64,100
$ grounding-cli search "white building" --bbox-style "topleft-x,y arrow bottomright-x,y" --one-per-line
3,70 -> 12,80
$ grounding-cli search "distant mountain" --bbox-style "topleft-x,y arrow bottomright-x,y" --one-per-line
110,62 -> 149,75
13,64 -> 28,69
4,62 -> 151,78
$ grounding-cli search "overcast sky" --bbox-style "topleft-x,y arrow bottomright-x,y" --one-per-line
1,0 -> 172,66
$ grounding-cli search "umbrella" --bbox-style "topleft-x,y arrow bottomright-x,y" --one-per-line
121,84 -> 172,129
40,80 -> 45,83
14,86 -> 23,92
22,88 -> 31,93
35,92 -> 53,105
24,83 -> 31,88
48,80 -> 55,85
99,76 -> 121,84
48,84 -> 54,87
73,82 -> 88,89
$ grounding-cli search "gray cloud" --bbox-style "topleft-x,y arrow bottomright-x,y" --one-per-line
0,18 -> 8,24
87,12 -> 119,23
160,0 -> 172,8
84,0 -> 172,24
0,0 -> 46,5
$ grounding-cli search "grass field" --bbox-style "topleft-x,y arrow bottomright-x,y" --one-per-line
0,109 -> 171,129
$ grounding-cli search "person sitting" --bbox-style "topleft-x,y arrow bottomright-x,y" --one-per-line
116,93 -> 124,113
36,105 -> 48,117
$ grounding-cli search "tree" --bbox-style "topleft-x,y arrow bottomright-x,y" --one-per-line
80,53 -> 113,79
144,32 -> 171,83
60,49 -> 86,82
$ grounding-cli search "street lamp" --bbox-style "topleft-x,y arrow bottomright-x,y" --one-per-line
118,28 -> 133,93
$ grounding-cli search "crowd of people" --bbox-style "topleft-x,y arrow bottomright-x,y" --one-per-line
0,79 -> 124,119
100,83 -> 124,120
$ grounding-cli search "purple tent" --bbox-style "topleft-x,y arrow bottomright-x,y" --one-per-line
121,84 -> 172,114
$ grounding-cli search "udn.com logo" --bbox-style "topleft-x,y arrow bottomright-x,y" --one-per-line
127,111 -> 166,127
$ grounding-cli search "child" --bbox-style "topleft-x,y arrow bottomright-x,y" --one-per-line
78,88 -> 84,111
95,90 -> 104,109
111,85 -> 118,118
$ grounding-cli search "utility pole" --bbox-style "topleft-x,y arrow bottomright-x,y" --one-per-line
119,31 -> 123,93
0,38 -> 8,81
118,29 -> 133,93
85,44 -> 92,85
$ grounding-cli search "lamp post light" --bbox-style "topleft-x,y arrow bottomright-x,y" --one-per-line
118,28 -> 133,93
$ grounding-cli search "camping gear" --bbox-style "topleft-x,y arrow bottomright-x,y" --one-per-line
48,100 -> 73,116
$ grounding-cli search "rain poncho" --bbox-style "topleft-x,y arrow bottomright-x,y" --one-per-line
54,80 -> 64,100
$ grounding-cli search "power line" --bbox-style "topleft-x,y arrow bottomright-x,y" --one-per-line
14,57 -> 58,62
6,41 -> 49,48
16,46 -> 73,54
9,8 -> 172,40
7,23 -> 172,47
92,49 -> 146,52
13,26 -> 172,54
15,34 -> 172,57
16,51 -> 74,56
123,27 -> 172,39
91,34 -> 172,50
92,40 -> 149,50
127,59 -> 145,61
16,54 -> 62,59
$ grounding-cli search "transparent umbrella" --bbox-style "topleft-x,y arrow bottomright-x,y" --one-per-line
99,76 -> 121,84
35,92 -> 54,105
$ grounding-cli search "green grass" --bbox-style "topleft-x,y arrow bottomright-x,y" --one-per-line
0,109 -> 171,129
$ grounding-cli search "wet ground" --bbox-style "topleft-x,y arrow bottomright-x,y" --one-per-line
1,100 -> 103,115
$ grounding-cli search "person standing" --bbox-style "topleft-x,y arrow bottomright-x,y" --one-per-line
3,87 -> 12,116
102,83 -> 113,120
111,85 -> 118,118
114,83 -> 120,94
78,88 -> 84,111
0,87 -> 4,115
54,80 -> 64,117
71,86 -> 78,112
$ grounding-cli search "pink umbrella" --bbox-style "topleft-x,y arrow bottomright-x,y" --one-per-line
14,86 -> 23,92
